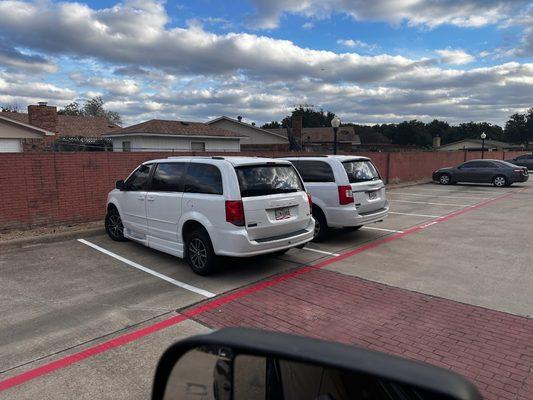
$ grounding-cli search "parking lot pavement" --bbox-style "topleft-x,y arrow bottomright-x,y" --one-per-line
1,181 -> 531,399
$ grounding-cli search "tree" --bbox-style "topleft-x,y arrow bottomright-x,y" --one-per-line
505,113 -> 528,145
279,107 -> 336,128
58,101 -> 83,116
58,96 -> 122,125
1,103 -> 20,112
261,121 -> 281,129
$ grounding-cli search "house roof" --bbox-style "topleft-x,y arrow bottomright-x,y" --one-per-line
103,119 -> 247,138
439,138 -> 518,149
208,116 -> 288,141
0,114 -> 54,136
0,111 -> 121,137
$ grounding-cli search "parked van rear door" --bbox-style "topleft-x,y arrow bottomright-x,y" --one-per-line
342,160 -> 387,214
235,163 -> 311,241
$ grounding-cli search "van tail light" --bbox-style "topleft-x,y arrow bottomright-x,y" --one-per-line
225,200 -> 245,226
307,193 -> 312,210
338,185 -> 354,205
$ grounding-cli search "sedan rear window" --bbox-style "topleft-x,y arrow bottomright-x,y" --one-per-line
342,160 -> 380,183
236,164 -> 304,197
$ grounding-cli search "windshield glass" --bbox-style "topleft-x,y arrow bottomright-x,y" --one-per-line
342,160 -> 380,183
236,164 -> 304,197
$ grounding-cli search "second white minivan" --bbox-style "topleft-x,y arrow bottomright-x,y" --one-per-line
283,156 -> 389,241
105,157 -> 315,275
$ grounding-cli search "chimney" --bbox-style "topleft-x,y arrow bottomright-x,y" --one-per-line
432,135 -> 441,149
28,102 -> 58,133
291,115 -> 303,143
237,116 -> 242,122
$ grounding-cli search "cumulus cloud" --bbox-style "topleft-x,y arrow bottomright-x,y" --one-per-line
247,0 -> 528,29
0,42 -> 57,73
0,0 -> 531,127
337,39 -> 376,51
436,49 -> 475,65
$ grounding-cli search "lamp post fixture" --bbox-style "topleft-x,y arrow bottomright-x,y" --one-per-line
480,132 -> 487,159
331,116 -> 341,155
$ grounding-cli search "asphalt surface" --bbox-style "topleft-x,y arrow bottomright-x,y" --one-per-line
0,180 -> 531,399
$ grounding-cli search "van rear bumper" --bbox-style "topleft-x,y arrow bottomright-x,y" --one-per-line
326,201 -> 390,228
214,219 -> 315,257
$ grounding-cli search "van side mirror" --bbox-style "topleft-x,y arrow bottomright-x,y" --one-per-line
116,180 -> 126,190
152,328 -> 481,400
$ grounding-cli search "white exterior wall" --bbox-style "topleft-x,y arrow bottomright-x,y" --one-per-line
210,120 -> 287,145
111,135 -> 240,152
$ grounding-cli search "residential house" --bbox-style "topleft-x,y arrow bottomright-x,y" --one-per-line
436,139 -> 523,152
207,116 -> 288,150
103,119 -> 246,152
266,117 -> 399,152
0,102 -> 121,152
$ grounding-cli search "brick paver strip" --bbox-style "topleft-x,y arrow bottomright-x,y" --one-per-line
193,269 -> 533,400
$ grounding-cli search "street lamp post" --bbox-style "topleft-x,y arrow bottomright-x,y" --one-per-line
331,116 -> 341,155
481,132 -> 487,159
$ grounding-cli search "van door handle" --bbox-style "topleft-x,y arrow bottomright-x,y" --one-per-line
137,196 -> 145,201
147,196 -> 155,202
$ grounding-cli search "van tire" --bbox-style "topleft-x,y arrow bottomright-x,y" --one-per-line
312,208 -> 328,242
185,228 -> 218,276
105,208 -> 128,242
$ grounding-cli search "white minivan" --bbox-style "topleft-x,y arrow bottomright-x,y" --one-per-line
282,156 -> 389,241
105,157 -> 315,275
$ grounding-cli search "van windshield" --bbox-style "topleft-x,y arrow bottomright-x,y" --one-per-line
236,164 -> 304,197
342,160 -> 380,183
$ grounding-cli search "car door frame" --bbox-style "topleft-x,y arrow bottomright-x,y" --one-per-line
145,162 -> 189,257
120,163 -> 155,243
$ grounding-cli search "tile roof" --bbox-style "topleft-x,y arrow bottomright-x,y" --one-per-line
0,112 -> 121,137
104,119 -> 246,138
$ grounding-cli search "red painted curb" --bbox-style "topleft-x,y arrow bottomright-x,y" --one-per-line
0,188 -> 524,392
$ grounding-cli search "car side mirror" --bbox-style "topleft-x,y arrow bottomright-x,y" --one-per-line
152,328 -> 481,400
115,179 -> 126,191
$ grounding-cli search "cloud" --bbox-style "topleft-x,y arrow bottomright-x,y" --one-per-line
247,0 -> 528,29
302,22 -> 314,29
436,49 -> 475,65
0,0 -> 531,127
0,42 -> 57,73
337,39 -> 376,51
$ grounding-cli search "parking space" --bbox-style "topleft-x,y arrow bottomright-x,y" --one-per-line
1,180 -> 531,399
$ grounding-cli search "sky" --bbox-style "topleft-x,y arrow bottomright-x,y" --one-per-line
0,0 -> 532,127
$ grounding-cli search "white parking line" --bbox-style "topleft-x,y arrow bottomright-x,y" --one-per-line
389,211 -> 441,218
300,247 -> 340,257
390,199 -> 469,207
77,239 -> 216,298
361,226 -> 404,233
390,192 -> 490,200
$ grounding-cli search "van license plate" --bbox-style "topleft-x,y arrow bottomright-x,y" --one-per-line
367,191 -> 378,200
275,207 -> 291,220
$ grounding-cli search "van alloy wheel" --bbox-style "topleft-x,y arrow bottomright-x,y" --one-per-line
189,238 -> 208,269
105,210 -> 127,242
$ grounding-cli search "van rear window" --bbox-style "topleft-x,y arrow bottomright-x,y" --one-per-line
342,160 -> 380,183
235,165 -> 304,197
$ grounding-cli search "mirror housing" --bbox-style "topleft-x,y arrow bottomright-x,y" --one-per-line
152,328 -> 481,400
115,179 -> 126,190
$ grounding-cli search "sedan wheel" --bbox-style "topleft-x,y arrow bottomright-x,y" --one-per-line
439,174 -> 451,185
493,175 -> 507,187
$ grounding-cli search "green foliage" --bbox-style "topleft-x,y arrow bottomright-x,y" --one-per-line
504,111 -> 532,146
261,121 -> 282,129
58,97 -> 122,125
278,107 -> 336,128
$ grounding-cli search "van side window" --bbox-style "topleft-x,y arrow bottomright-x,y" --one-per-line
126,164 -> 152,191
184,163 -> 223,195
151,163 -> 188,192
291,161 -> 335,182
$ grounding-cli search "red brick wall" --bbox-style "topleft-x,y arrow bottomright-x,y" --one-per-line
0,150 -> 529,231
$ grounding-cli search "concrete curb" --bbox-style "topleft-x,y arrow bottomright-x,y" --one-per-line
0,226 -> 105,251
